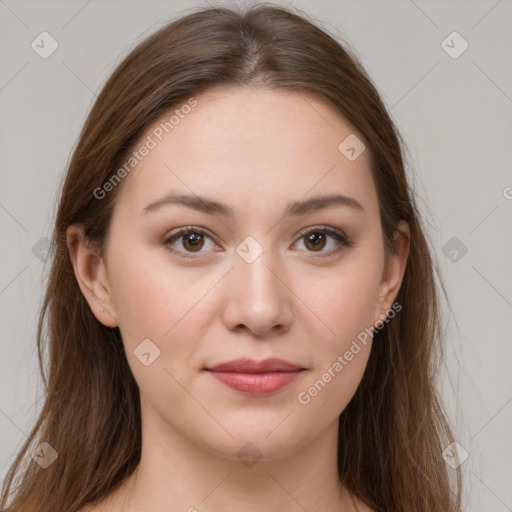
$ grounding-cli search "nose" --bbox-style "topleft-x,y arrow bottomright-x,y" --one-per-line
220,249 -> 294,337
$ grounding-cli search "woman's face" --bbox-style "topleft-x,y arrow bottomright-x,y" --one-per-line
73,86 -> 408,461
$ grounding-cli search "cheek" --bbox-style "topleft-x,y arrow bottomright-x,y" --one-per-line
107,247 -> 225,392
294,253 -> 381,407
294,294 -> 374,424
108,253 -> 209,405
108,244 -> 214,339
302,256 -> 382,344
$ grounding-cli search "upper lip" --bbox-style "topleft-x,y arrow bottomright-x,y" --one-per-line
206,358 -> 304,373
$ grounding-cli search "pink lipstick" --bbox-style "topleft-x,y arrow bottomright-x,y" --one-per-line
205,358 -> 304,395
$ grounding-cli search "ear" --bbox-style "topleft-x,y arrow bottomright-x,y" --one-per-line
66,223 -> 118,328
374,220 -> 410,325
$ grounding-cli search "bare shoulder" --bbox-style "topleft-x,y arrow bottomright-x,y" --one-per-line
351,494 -> 377,512
356,504 -> 376,512
355,504 -> 376,512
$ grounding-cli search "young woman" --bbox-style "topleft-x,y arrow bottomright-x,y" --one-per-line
1,4 -> 462,511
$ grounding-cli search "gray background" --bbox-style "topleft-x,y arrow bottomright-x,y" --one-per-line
1,0 -> 511,509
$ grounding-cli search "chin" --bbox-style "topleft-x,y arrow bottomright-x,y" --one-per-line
194,423 -> 312,464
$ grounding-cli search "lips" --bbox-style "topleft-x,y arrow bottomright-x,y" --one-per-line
205,358 -> 305,395
207,358 -> 303,373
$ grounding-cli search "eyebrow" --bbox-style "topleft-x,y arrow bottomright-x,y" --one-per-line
143,191 -> 365,217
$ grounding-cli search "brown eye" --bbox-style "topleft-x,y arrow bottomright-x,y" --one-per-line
303,232 -> 327,252
164,227 -> 218,258
293,227 -> 352,257
181,232 -> 204,252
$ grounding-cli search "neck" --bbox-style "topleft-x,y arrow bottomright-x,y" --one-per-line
101,404 -> 360,511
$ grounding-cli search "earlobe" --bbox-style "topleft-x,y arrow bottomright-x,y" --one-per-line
66,224 -> 118,328
375,220 -> 410,324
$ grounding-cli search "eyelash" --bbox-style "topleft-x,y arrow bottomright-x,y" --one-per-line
162,225 -> 353,260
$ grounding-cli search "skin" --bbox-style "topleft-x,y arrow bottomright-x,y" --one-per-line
68,86 -> 409,512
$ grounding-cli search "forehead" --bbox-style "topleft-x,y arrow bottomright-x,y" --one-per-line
113,86 -> 378,220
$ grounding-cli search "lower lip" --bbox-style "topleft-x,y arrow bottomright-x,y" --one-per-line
207,370 -> 303,395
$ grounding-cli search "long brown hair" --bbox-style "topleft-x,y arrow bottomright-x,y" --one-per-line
1,3 -> 462,511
